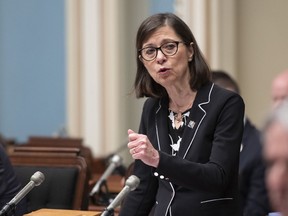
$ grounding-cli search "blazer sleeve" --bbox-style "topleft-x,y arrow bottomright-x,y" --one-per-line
119,99 -> 158,216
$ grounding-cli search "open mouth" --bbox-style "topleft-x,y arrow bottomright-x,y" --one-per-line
159,68 -> 169,73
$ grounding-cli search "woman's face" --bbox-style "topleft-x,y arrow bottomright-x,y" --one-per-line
140,26 -> 193,89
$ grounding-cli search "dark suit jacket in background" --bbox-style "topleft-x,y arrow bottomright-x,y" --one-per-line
0,144 -> 27,216
239,118 -> 271,216
119,82 -> 245,216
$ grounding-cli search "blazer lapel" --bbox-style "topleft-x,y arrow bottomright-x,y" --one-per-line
177,82 -> 214,159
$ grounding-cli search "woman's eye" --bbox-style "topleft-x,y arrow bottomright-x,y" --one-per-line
163,43 -> 176,50
145,48 -> 156,55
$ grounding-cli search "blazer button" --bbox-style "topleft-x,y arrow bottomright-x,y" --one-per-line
160,175 -> 164,179
154,172 -> 159,177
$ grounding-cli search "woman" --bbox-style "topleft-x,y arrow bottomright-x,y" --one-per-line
119,13 -> 244,216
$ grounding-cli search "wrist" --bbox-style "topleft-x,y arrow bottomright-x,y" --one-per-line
152,150 -> 160,168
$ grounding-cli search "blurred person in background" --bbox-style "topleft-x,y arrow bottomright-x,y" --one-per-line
271,69 -> 288,109
263,99 -> 288,216
212,70 -> 271,216
263,69 -> 288,216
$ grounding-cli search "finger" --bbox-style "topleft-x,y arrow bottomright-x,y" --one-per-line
128,131 -> 139,142
128,140 -> 139,149
129,147 -> 138,155
128,129 -> 135,134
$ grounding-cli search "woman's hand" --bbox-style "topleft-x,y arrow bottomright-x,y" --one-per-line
127,129 -> 159,168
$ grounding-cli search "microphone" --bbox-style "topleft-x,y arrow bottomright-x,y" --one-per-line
0,171 -> 45,216
101,175 -> 140,216
90,154 -> 122,196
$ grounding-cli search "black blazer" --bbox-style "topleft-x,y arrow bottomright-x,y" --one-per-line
120,82 -> 245,216
239,118 -> 271,216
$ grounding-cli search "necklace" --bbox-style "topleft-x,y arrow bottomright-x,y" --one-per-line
174,112 -> 184,123
169,101 -> 193,123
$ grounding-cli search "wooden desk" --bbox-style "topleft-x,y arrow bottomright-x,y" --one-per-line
24,208 -> 101,216
88,205 -> 120,216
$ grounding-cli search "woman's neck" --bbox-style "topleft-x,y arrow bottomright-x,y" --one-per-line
168,90 -> 196,113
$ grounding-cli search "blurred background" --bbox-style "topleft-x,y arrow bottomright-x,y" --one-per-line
1,0 -> 288,166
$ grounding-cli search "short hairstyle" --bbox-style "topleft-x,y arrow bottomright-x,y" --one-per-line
211,70 -> 240,94
134,13 -> 211,98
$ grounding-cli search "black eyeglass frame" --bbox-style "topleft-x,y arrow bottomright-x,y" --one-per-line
138,41 -> 185,61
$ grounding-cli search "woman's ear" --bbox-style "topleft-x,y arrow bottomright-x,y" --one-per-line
188,42 -> 194,62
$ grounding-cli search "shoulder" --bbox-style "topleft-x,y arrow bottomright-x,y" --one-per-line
245,118 -> 260,134
143,97 -> 167,112
243,118 -> 262,148
198,82 -> 245,109
143,97 -> 158,107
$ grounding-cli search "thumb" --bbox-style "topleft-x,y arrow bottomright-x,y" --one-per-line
128,129 -> 135,134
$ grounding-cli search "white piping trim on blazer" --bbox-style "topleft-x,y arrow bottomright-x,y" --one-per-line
155,100 -> 162,151
165,182 -> 175,216
155,99 -> 176,216
183,83 -> 214,159
200,197 -> 233,204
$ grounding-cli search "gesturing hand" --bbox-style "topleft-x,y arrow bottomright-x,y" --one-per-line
127,129 -> 159,168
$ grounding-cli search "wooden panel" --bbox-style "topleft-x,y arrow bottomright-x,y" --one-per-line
9,146 -> 89,210
24,208 -> 101,216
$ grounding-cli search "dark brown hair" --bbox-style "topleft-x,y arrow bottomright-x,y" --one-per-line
134,13 -> 211,98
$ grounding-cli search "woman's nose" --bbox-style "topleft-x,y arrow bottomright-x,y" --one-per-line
156,49 -> 167,63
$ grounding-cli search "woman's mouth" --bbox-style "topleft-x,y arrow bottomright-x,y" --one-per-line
159,67 -> 169,73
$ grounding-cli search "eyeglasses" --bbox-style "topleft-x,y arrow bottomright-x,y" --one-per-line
139,41 -> 185,61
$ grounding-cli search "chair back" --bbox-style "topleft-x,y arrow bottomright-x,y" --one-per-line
26,136 -> 93,175
9,146 -> 89,212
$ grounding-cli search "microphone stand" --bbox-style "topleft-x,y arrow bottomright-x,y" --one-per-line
0,171 -> 45,216
90,154 -> 122,206
100,175 -> 140,216
0,203 -> 15,216
90,180 -> 113,206
101,208 -> 114,216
